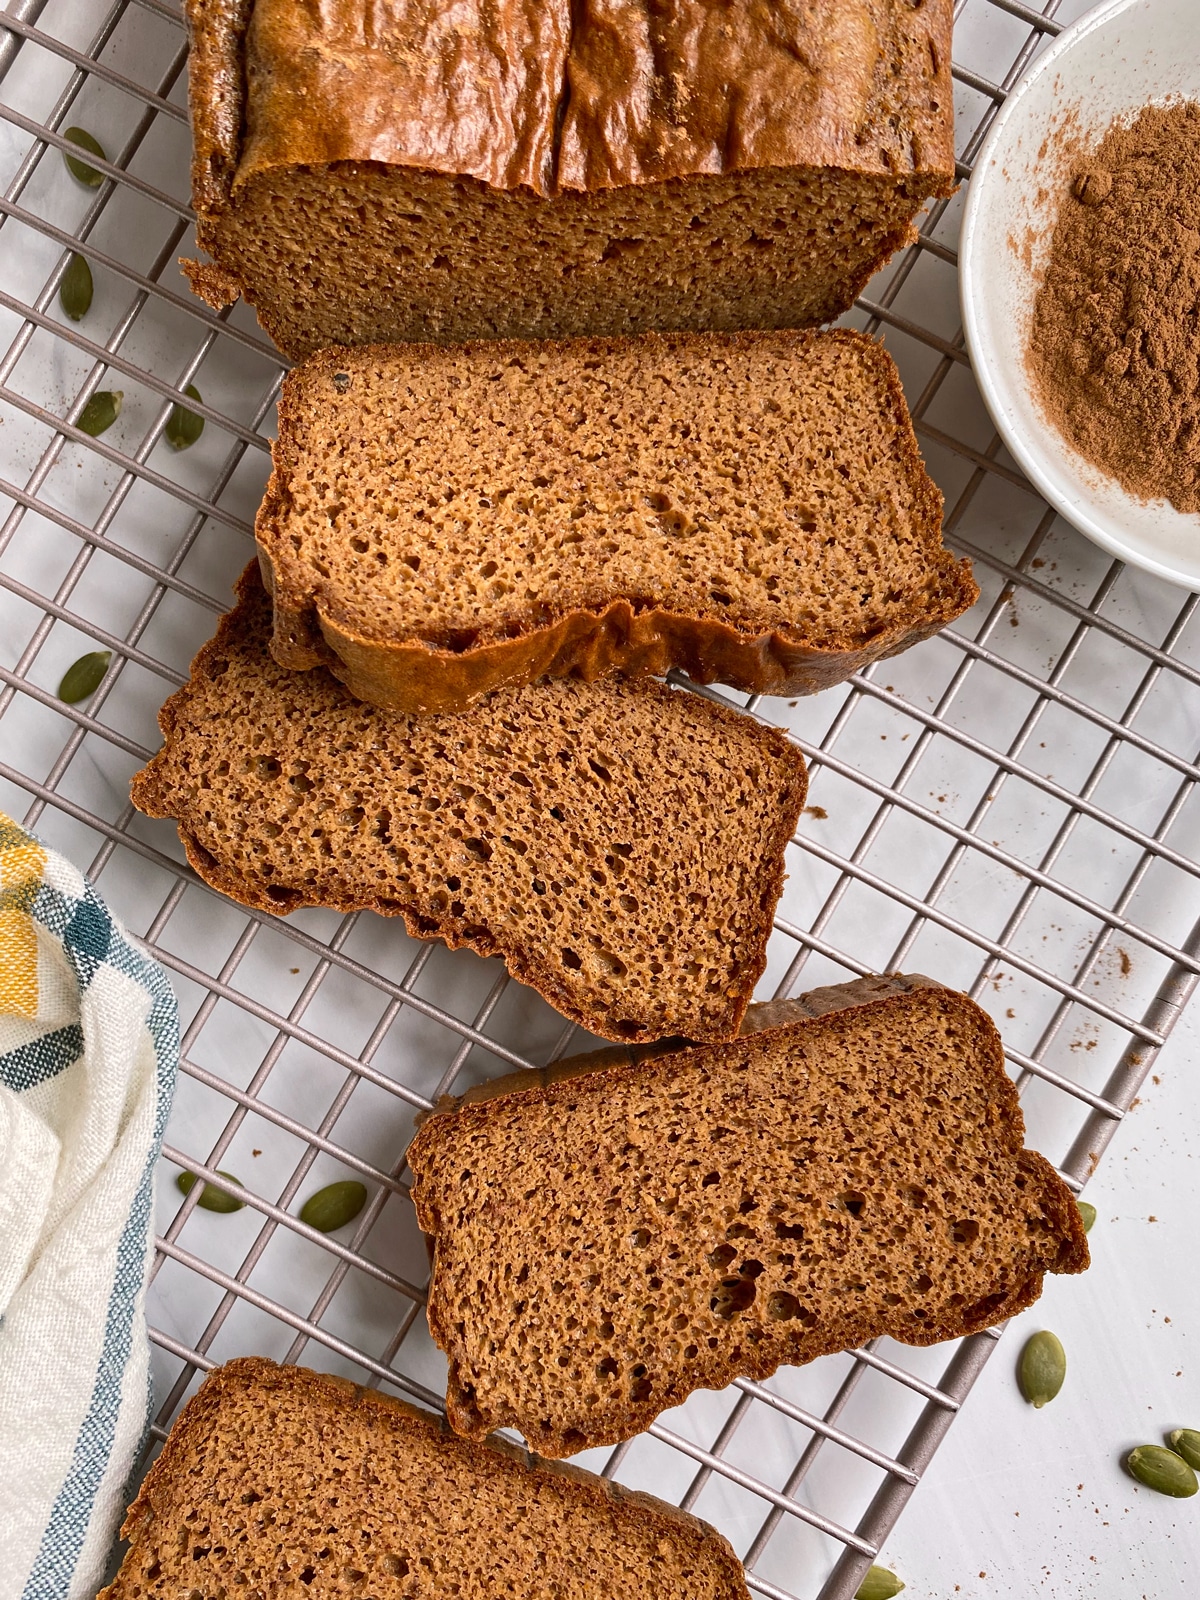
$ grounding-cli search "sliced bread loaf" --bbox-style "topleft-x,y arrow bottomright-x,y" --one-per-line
99,1358 -> 748,1600
258,329 -> 977,714
130,565 -> 807,1044
184,1 -> 954,357
407,975 -> 1089,1457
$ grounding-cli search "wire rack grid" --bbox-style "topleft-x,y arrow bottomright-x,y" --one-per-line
2,0 -> 1199,1594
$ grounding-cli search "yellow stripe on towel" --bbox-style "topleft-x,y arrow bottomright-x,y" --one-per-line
0,813 -> 46,1019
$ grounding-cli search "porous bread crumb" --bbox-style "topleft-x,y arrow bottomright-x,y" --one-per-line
408,978 -> 1089,1456
257,329 -> 975,712
213,165 -> 939,358
99,1359 -> 748,1599
130,566 -> 807,1044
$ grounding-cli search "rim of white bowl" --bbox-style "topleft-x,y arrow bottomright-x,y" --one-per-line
959,0 -> 1199,590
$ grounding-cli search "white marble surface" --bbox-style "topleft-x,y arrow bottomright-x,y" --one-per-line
890,1001 -> 1200,1598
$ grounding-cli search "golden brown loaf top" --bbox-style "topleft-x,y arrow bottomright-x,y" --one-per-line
257,328 -> 976,715
188,0 -> 955,214
99,1358 -> 750,1600
407,977 -> 1089,1457
131,564 -> 808,1045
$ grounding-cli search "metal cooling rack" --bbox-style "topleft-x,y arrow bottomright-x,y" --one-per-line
2,0 -> 1199,1594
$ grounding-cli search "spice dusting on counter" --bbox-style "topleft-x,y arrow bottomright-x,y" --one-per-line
1028,101 -> 1200,514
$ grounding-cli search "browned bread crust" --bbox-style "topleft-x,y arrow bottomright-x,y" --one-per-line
257,329 -> 976,715
425,974 -> 950,1109
224,2 -> 956,198
181,1 -> 956,357
407,977 -> 1089,1456
185,0 -> 252,216
99,1358 -> 749,1599
131,564 -> 808,1044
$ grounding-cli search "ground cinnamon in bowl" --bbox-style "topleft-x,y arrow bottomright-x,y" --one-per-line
1028,100 -> 1200,515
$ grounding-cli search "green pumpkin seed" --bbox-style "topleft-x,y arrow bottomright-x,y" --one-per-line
1018,1330 -> 1066,1408
855,1566 -> 904,1599
300,1179 -> 367,1233
59,252 -> 93,320
176,1169 -> 245,1213
77,389 -> 121,437
1166,1429 -> 1200,1472
1126,1445 -> 1198,1498
165,384 -> 205,450
1076,1200 -> 1096,1233
63,126 -> 106,186
57,650 -> 111,703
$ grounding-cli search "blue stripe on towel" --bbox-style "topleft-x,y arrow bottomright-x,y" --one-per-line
19,1156 -> 155,1600
0,1024 -> 85,1093
18,880 -> 178,1599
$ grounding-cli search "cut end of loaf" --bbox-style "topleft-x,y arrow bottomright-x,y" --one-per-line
201,164 -> 951,359
131,564 -> 807,1044
99,1358 -> 749,1600
185,1 -> 954,356
407,981 -> 1088,1456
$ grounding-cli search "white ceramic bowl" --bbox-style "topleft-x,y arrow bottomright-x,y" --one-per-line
960,0 -> 1200,588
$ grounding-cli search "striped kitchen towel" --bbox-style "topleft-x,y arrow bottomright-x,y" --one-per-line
0,813 -> 178,1600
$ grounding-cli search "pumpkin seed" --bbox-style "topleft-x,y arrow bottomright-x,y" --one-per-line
300,1179 -> 367,1233
1018,1330 -> 1066,1408
63,126 -> 106,186
176,1169 -> 244,1213
1166,1429 -> 1200,1472
77,389 -> 122,437
165,384 -> 205,450
58,650 -> 111,703
59,252 -> 93,320
855,1567 -> 904,1600
1126,1445 -> 1198,1498
1076,1200 -> 1096,1233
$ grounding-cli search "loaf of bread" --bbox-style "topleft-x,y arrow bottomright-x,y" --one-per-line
130,565 -> 807,1044
407,975 -> 1089,1457
183,0 -> 955,358
99,1358 -> 749,1600
258,329 -> 976,715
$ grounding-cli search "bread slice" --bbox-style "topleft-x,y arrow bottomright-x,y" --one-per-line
98,1358 -> 749,1600
183,1 -> 955,358
407,976 -> 1089,1457
130,565 -> 807,1044
257,329 -> 977,715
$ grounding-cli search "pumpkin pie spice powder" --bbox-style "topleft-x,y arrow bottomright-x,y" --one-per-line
1028,100 -> 1200,514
